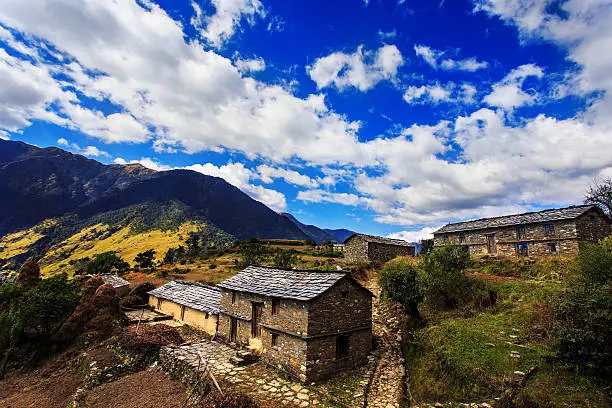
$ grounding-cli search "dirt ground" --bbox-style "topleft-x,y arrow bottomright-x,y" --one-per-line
79,367 -> 188,408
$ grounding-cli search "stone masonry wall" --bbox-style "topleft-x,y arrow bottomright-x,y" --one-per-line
306,328 -> 372,381
434,218 -> 584,258
308,277 -> 372,336
367,242 -> 415,264
576,208 -> 611,242
344,236 -> 369,263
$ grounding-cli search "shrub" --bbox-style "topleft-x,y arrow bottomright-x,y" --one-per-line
379,257 -> 423,318
273,249 -> 297,268
134,249 -> 156,269
554,237 -> 612,378
421,245 -> 472,308
239,238 -> 265,267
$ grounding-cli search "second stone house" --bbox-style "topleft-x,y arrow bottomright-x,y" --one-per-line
433,204 -> 611,258
216,265 -> 374,382
344,233 -> 415,264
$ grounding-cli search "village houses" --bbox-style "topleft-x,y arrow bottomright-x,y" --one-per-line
433,204 -> 611,258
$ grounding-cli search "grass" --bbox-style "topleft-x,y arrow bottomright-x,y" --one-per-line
0,229 -> 45,259
406,260 -> 609,407
39,222 -> 203,276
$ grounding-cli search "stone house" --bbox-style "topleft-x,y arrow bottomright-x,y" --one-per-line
216,265 -> 373,382
148,281 -> 220,335
101,274 -> 130,296
433,205 -> 611,258
343,233 -> 415,264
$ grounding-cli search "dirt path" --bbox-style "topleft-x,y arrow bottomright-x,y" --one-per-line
365,278 -> 405,408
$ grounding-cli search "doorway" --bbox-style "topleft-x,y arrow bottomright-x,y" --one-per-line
486,234 -> 497,254
230,317 -> 237,343
251,302 -> 263,338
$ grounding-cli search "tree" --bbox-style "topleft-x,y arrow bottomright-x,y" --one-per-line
379,257 -> 423,318
85,252 -> 130,275
186,232 -> 200,257
421,245 -> 471,308
239,238 -> 265,267
585,177 -> 612,217
163,245 -> 185,265
419,239 -> 434,255
134,249 -> 156,269
554,236 -> 612,378
273,249 -> 297,268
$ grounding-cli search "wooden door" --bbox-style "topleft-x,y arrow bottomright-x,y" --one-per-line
251,302 -> 263,338
486,234 -> 497,254
230,317 -> 237,343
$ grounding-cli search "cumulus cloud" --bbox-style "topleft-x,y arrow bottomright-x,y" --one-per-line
257,164 -> 319,188
403,82 -> 477,104
414,44 -> 488,71
234,56 -> 265,73
308,44 -> 404,91
191,0 -> 266,48
483,63 -> 544,109
57,138 -> 69,146
387,227 -> 439,242
81,145 -> 110,157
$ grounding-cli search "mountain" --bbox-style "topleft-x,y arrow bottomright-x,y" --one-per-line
0,139 -> 310,242
280,213 -> 338,243
323,228 -> 356,243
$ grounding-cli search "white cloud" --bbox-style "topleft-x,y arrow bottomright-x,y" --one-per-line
414,44 -> 488,71
234,56 -> 265,73
378,29 -> 397,40
387,227 -> 439,242
81,145 -> 110,157
308,44 -> 404,91
403,82 -> 477,104
483,63 -> 544,109
57,138 -> 69,146
113,157 -> 127,164
257,164 -> 319,188
191,0 -> 266,48
297,189 -> 365,207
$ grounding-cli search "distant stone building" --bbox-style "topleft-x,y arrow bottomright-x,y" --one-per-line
148,281 -> 220,335
433,205 -> 611,258
343,234 -> 415,264
216,265 -> 373,382
101,274 -> 130,296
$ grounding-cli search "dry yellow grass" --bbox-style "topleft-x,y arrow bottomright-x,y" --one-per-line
40,221 -> 203,276
0,229 -> 45,259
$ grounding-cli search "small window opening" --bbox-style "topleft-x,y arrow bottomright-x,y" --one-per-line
516,242 -> 529,256
180,305 -> 185,321
544,223 -> 555,235
516,225 -> 525,240
205,312 -> 209,320
231,291 -> 236,304
547,243 -> 557,253
271,298 -> 280,315
156,298 -> 161,309
271,333 -> 279,347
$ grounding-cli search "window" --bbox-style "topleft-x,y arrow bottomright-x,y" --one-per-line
516,242 -> 529,256
271,298 -> 280,315
271,333 -> 279,347
516,225 -> 525,240
441,233 -> 448,242
547,243 -> 557,253
458,232 -> 466,244
544,223 -> 555,235
486,234 -> 497,254
205,312 -> 209,320
231,291 -> 236,304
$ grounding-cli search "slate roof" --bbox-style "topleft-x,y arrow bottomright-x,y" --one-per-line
216,265 -> 356,301
344,233 -> 413,247
101,274 -> 130,288
435,205 -> 598,234
148,281 -> 221,314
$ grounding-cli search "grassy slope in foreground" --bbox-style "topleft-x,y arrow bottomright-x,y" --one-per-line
407,261 -> 609,407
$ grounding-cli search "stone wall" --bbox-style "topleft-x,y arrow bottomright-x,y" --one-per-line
344,236 -> 369,263
434,218 -> 585,258
345,235 -> 415,264
576,208 -> 611,242
308,277 -> 372,336
367,242 -> 415,264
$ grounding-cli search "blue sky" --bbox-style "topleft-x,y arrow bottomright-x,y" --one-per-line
1,0 -> 611,241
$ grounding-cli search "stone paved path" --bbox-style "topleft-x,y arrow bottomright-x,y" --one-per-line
161,340 -> 375,407
364,279 -> 405,408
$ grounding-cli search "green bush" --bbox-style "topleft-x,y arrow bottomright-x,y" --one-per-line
554,237 -> 612,378
273,249 -> 298,268
239,238 -> 265,267
421,245 -> 472,308
379,257 -> 423,318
